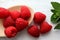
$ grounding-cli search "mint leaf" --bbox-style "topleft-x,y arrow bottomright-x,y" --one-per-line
51,9 -> 57,14
54,23 -> 60,29
57,18 -> 60,23
51,13 -> 60,23
51,2 -> 60,29
51,9 -> 60,17
51,2 -> 60,11
56,12 -> 60,17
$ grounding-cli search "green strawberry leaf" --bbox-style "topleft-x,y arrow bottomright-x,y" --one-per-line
51,2 -> 60,11
54,23 -> 60,29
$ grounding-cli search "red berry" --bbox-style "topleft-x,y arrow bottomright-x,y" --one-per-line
34,12 -> 46,24
28,25 -> 40,37
40,21 -> 52,34
5,26 -> 17,38
21,6 -> 31,20
16,18 -> 28,31
0,7 -> 10,18
10,10 -> 20,20
3,16 -> 15,28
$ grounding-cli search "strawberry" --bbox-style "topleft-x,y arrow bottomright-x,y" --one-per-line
4,26 -> 17,38
40,21 -> 52,34
34,12 -> 46,24
20,6 -> 31,20
3,16 -> 15,28
28,25 -> 40,37
10,10 -> 20,20
0,7 -> 10,18
16,18 -> 28,31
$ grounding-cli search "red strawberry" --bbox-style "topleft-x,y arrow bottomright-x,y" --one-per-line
21,6 -> 31,20
10,10 -> 20,20
0,7 -> 10,18
3,16 -> 15,28
40,21 -> 52,34
5,26 -> 17,38
16,18 -> 28,31
34,12 -> 46,24
28,25 -> 40,37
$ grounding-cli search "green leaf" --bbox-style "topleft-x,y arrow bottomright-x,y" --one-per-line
51,13 -> 60,23
56,12 -> 60,17
54,23 -> 60,29
51,9 -> 60,17
57,17 -> 60,23
51,2 -> 60,29
51,9 -> 57,14
51,2 -> 60,11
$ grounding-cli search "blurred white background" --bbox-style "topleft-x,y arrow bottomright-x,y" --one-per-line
0,0 -> 60,40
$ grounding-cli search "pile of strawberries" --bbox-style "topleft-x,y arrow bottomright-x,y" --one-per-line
0,6 -> 52,38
